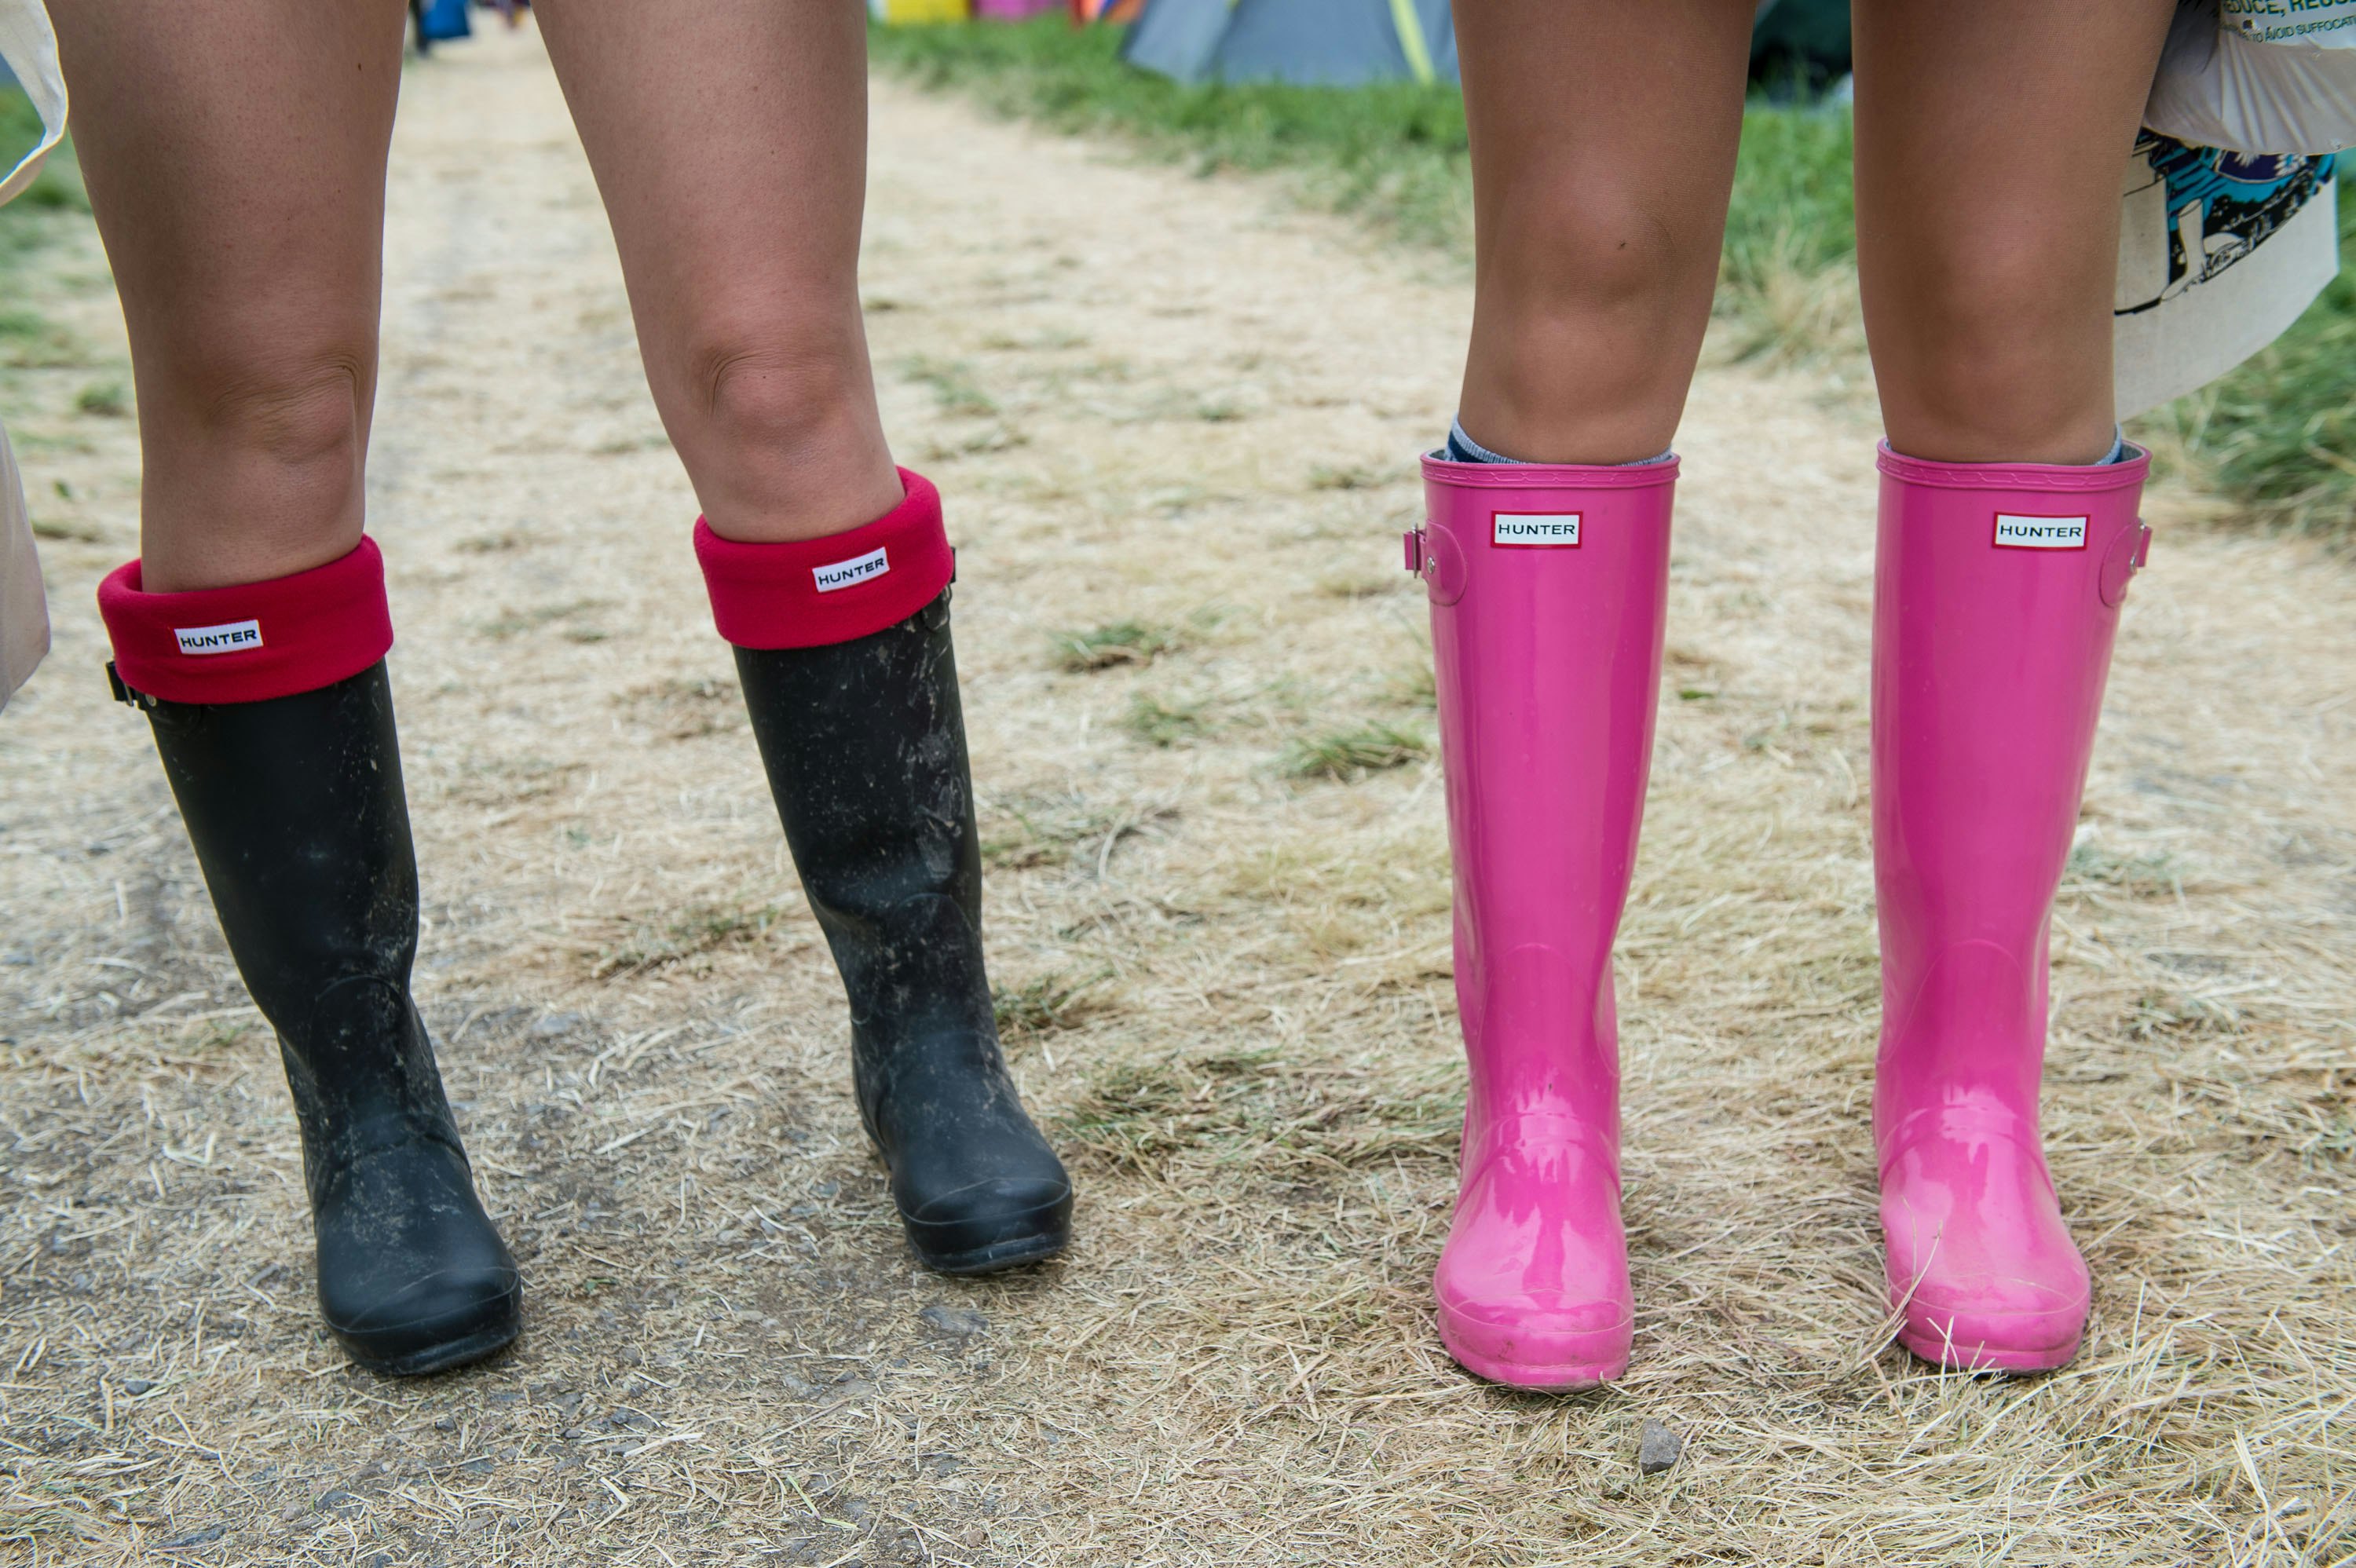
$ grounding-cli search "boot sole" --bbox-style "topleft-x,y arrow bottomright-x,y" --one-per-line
1895,1321 -> 2081,1374
1445,1347 -> 1626,1393
908,1221 -> 1069,1276
1437,1303 -> 1631,1393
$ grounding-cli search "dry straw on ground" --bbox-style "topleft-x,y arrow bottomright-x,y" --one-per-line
2,31 -> 2352,1567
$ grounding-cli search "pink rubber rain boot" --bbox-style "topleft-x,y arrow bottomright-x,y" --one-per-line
1408,452 -> 1676,1390
1871,442 -> 2152,1372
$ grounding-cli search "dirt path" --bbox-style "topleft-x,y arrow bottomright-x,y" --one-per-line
3,27 -> 2351,1566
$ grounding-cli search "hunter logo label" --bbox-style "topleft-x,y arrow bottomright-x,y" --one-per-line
813,546 -> 890,593
174,620 -> 263,656
1493,514 -> 1582,547
1992,514 -> 2090,550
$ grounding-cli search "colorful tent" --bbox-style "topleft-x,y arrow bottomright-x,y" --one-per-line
1121,0 -> 1457,87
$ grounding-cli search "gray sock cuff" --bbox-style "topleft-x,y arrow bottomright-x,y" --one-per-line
1447,417 -> 1672,467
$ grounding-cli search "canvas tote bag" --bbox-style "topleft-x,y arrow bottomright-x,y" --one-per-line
0,0 -> 65,711
2116,1 -> 2349,416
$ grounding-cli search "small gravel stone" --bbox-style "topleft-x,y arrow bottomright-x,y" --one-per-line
119,1378 -> 155,1396
1637,1419 -> 1684,1475
919,1304 -> 988,1337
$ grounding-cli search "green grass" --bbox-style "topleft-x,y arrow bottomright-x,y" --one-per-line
872,20 -> 2356,539
1283,719 -> 1429,780
1123,690 -> 1207,747
897,353 -> 999,417
1052,617 -> 1182,671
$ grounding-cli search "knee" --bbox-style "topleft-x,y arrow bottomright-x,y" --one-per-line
174,340 -> 370,486
678,313 -> 872,463
1483,181 -> 1692,342
1469,181 -> 1708,444
1871,228 -> 2117,459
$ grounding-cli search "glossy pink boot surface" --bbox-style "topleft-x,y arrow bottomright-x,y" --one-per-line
1410,454 -> 1675,1390
1872,444 -> 2151,1372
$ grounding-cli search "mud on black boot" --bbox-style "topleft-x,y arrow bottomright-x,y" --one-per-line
128,665 -> 522,1372
734,594 -> 1074,1272
694,473 -> 1071,1275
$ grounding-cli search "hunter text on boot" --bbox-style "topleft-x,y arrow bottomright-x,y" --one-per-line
1493,514 -> 1582,546
813,546 -> 891,592
1992,514 -> 2089,550
173,620 -> 264,655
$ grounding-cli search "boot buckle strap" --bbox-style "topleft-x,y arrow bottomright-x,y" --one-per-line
104,661 -> 157,711
1405,522 -> 1467,605
2099,519 -> 2153,609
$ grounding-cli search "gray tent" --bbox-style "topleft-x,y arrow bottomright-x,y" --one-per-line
1122,0 -> 1458,88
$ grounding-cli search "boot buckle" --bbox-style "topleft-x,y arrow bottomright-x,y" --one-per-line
2099,520 -> 2153,608
1407,522 -> 1467,605
104,661 -> 155,710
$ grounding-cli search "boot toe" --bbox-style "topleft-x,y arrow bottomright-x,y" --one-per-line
1891,1273 -> 2087,1373
324,1263 -> 523,1377
899,1175 -> 1073,1274
1434,1288 -> 1632,1391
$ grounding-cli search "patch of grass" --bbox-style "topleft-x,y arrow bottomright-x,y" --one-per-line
1708,107 -> 1863,364
591,901 -> 792,980
477,598 -> 613,640
2145,174 -> 2356,540
455,529 -> 534,554
1307,460 -> 1404,492
898,353 -> 998,417
1383,663 -> 1436,711
28,517 -> 102,543
1123,691 -> 1208,748
982,789 -> 1123,869
2063,839 -> 2186,901
991,969 -> 1111,1038
618,676 -> 743,740
1059,1050 -> 1458,1177
1052,617 -> 1181,671
1283,719 -> 1429,780
72,382 -> 127,417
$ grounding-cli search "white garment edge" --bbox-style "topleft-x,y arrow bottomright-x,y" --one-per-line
0,0 -> 67,711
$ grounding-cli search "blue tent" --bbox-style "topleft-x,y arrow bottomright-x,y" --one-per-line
1123,0 -> 1457,88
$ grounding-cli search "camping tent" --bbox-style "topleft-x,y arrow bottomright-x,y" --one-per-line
1122,0 -> 1458,87
1121,0 -> 1847,93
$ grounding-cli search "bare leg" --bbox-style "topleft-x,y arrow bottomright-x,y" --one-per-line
1857,0 -> 2176,1376
56,5 -> 522,1378
531,3 -> 1074,1277
1453,0 -> 1754,464
532,0 -> 902,541
53,3 -> 408,591
1853,0 -> 2177,463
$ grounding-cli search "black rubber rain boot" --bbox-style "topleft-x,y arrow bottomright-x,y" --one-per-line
123,663 -> 521,1373
734,594 -> 1074,1274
